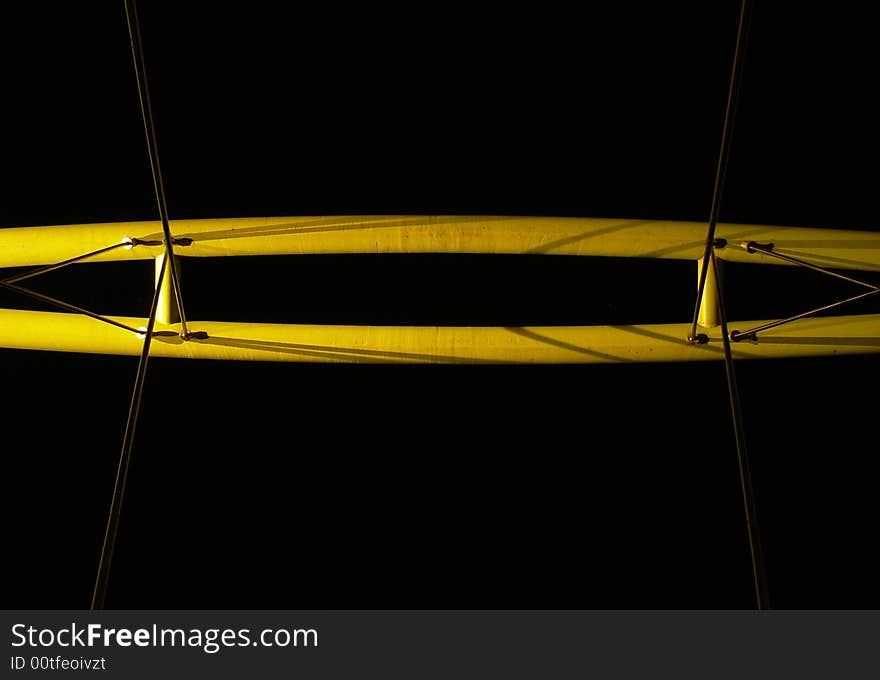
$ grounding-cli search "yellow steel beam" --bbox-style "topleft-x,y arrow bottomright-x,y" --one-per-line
1,217 -> 879,271
1,309 -> 878,363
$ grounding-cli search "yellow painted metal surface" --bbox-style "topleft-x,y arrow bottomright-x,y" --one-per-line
154,254 -> 179,325
1,309 -> 878,363
2,217 -> 879,270
697,257 -> 721,329
2,216 -> 876,362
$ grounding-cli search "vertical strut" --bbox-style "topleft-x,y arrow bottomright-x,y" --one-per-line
697,256 -> 721,328
155,253 -> 180,326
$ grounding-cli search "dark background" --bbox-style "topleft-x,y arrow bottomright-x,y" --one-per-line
2,2 -> 878,609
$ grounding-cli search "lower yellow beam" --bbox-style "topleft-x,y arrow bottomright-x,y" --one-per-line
1,309 -> 878,363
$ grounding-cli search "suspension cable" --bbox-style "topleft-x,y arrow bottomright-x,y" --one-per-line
91,0 -> 203,609
91,254 -> 168,609
713,250 -> 769,609
688,0 -> 751,344
123,0 -> 190,338
690,0 -> 768,608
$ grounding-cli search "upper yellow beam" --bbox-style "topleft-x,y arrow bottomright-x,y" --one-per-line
2,217 -> 879,270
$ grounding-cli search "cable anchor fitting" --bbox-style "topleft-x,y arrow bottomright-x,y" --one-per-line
742,241 -> 774,254
124,236 -> 164,249
687,333 -> 710,345
729,329 -> 757,342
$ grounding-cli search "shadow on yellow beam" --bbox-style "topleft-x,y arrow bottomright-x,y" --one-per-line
1,309 -> 879,364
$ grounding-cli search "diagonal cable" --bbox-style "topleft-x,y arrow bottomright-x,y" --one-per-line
690,0 -> 769,608
123,0 -> 189,338
742,242 -> 880,290
1,281 -> 143,334
731,287 -> 880,341
731,242 -> 880,340
91,0 -> 194,608
688,0 -> 751,343
713,250 -> 769,609
0,240 -> 157,335
91,254 -> 168,609
1,242 -> 130,285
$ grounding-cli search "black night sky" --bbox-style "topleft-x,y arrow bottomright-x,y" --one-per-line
2,3 -> 879,609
